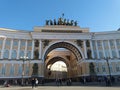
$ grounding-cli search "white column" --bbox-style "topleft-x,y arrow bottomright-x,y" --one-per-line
114,39 -> 119,58
108,40 -> 112,58
1,38 -> 6,59
83,40 -> 87,59
9,39 -> 13,59
90,40 -> 95,58
95,40 -> 100,59
17,40 -> 21,59
31,40 -> 34,59
101,40 -> 106,58
39,39 -> 42,59
24,40 -> 28,57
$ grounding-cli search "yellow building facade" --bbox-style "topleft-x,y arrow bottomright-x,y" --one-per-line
0,21 -> 120,83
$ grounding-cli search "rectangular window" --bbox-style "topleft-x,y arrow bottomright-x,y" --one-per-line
110,40 -> 114,47
97,41 -> 102,50
21,41 -> 25,46
116,65 -> 119,72
94,51 -> 97,58
92,41 -> 96,50
109,65 -> 113,72
13,40 -> 18,46
102,65 -> 106,72
103,40 -> 108,49
0,40 -> 3,45
105,50 -> 110,58
28,41 -> 32,47
0,40 -> 3,50
119,51 -> 120,57
112,50 -> 117,58
116,39 -> 120,49
99,51 -> 104,58
6,40 -> 10,46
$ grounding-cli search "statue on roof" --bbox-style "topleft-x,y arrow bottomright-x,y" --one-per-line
54,19 -> 57,25
63,19 -> 66,25
45,13 -> 78,26
46,20 -> 49,25
74,21 -> 78,26
58,17 -> 63,25
66,19 -> 70,25
50,20 -> 53,25
70,20 -> 74,26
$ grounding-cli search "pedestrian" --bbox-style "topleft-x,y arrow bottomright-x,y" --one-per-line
35,78 -> 38,87
31,78 -> 35,88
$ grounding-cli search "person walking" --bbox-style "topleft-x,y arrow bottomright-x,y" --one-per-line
35,78 -> 39,87
31,78 -> 35,88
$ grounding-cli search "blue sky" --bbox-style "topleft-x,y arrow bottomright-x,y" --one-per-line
0,0 -> 120,32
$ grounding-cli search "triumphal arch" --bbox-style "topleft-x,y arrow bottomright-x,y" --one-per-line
33,17 -> 89,79
0,16 -> 120,82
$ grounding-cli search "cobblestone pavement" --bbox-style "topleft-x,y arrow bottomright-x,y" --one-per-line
0,86 -> 120,90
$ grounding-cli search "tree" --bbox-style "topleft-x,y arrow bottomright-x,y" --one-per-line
32,63 -> 39,76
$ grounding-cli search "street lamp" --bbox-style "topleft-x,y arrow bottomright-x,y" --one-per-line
20,56 -> 28,86
105,57 -> 111,86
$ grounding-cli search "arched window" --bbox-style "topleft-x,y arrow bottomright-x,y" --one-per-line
3,49 -> 9,59
11,50 -> 17,59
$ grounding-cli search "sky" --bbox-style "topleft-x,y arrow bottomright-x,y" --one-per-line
0,0 -> 120,32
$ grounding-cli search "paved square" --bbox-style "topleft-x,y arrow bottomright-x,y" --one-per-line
0,86 -> 120,90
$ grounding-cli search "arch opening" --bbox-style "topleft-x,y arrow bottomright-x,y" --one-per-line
44,42 -> 83,61
44,42 -> 82,79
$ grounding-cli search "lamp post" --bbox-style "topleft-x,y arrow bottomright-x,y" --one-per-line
20,56 -> 28,86
105,57 -> 111,86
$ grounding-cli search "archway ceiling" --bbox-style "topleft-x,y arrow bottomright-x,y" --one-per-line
44,42 -> 82,61
46,56 -> 69,69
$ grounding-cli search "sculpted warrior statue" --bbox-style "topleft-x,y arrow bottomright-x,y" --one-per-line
46,20 -> 49,25
74,21 -> 78,26
58,17 -> 63,25
54,19 -> 57,25
70,20 -> 74,26
63,19 -> 66,25
50,20 -> 53,25
45,13 -> 78,26
66,19 -> 70,25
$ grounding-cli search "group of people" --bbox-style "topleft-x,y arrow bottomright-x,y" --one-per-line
55,78 -> 72,86
31,78 -> 38,88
